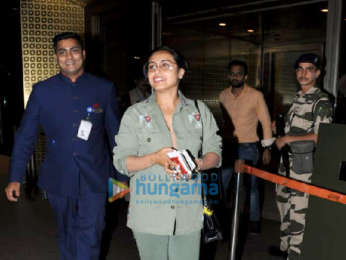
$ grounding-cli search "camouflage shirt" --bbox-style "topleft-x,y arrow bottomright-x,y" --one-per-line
285,86 -> 333,136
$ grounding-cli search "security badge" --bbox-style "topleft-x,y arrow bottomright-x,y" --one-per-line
77,104 -> 102,141
77,120 -> 92,141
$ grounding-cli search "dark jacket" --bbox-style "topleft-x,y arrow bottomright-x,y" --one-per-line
9,72 -> 123,197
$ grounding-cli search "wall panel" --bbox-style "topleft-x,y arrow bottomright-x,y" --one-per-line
20,0 -> 85,175
20,0 -> 85,106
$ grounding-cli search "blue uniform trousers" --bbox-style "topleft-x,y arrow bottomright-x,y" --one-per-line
48,191 -> 106,260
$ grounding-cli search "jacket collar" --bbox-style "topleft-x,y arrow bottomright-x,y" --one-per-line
145,90 -> 193,112
297,86 -> 318,97
58,72 -> 88,84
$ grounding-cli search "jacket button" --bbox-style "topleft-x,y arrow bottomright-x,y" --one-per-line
171,205 -> 175,209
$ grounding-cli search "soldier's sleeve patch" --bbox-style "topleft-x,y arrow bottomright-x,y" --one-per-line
314,99 -> 333,121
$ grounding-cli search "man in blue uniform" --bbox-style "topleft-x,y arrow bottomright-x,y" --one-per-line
4,32 -> 121,260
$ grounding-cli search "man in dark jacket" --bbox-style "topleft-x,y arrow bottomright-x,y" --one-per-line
5,32 -> 122,260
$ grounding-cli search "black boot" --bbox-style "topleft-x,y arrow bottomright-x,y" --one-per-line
249,221 -> 261,235
269,246 -> 288,259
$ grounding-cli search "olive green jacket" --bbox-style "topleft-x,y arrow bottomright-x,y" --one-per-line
113,92 -> 222,235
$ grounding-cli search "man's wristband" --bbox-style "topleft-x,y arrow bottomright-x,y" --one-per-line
261,137 -> 276,147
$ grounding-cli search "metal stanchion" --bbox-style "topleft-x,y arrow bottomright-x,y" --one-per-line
228,171 -> 241,260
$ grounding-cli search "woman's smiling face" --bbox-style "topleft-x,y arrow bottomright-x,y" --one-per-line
147,50 -> 185,92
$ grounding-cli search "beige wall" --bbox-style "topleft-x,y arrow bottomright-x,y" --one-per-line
20,0 -> 85,107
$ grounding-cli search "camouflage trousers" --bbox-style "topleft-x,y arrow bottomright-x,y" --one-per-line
276,157 -> 312,260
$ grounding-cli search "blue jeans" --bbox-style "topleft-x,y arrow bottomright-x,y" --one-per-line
222,143 -> 260,222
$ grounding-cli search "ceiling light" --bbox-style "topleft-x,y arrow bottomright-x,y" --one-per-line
219,22 -> 226,27
321,8 -> 328,13
133,56 -> 140,60
247,29 -> 255,33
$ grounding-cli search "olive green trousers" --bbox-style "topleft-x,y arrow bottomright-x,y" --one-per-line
133,230 -> 200,260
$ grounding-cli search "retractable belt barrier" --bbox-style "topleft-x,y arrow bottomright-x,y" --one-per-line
242,165 -> 346,205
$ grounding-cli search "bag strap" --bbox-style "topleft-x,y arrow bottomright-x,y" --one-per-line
194,100 -> 203,158
311,98 -> 320,115
290,93 -> 323,132
194,100 -> 208,207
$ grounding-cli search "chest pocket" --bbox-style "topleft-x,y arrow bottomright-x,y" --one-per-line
89,111 -> 104,125
137,128 -> 169,156
289,101 -> 315,133
178,116 -> 203,157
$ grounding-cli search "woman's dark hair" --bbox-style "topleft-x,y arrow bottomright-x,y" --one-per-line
143,46 -> 189,77
53,32 -> 84,53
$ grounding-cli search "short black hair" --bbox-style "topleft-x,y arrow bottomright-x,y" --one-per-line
228,60 -> 248,76
143,46 -> 189,77
53,32 -> 84,53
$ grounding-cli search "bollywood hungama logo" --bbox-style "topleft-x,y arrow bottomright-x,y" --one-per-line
135,172 -> 219,199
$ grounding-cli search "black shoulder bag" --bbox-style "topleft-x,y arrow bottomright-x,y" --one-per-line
289,98 -> 320,174
194,100 -> 223,243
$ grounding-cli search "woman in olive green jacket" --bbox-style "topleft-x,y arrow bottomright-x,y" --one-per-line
113,46 -> 222,260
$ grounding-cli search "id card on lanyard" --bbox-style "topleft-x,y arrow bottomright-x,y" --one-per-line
77,106 -> 93,141
77,120 -> 92,141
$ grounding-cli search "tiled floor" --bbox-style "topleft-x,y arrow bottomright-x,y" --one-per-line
0,173 -> 283,260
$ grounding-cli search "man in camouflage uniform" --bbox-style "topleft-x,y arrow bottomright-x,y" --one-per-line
272,53 -> 333,259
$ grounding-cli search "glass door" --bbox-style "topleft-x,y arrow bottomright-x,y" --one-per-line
162,1 -> 329,138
